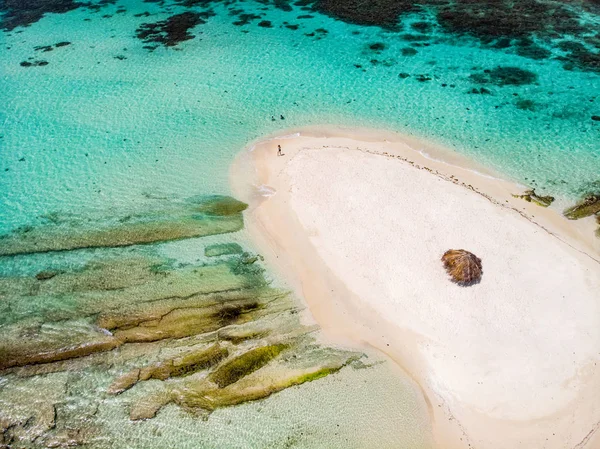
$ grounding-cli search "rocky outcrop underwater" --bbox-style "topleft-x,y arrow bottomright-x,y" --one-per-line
0,195 -> 361,448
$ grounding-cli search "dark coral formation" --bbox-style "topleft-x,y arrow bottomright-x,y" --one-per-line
1,0 -> 116,31
135,12 -> 206,47
19,60 -> 48,67
298,0 -> 600,73
308,0 -> 414,28
470,66 -> 538,86
0,0 -> 83,31
3,0 -> 599,73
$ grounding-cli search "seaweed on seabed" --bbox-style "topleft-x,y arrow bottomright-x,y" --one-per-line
227,252 -> 266,277
108,343 -> 230,394
0,195 -> 248,256
209,344 -> 288,387
563,194 -> 600,220
470,66 -> 537,86
129,341 -> 362,419
205,242 -> 244,257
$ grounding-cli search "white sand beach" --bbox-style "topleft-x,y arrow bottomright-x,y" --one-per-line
231,127 -> 600,449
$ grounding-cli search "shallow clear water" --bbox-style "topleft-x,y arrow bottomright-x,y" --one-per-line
1,0 -> 599,232
0,0 -> 599,446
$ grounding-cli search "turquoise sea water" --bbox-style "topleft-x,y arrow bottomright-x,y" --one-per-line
0,0 -> 599,447
1,0 -> 599,232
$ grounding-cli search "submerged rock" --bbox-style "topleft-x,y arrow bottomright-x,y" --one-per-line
512,189 -> 554,207
205,242 -> 244,257
209,344 -> 288,388
35,270 -> 60,281
130,342 -> 360,419
0,320 -> 121,370
564,194 -> 600,220
108,343 -> 229,394
0,195 -> 247,256
0,194 -> 362,433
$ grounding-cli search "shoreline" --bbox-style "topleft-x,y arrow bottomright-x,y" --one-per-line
230,126 -> 600,449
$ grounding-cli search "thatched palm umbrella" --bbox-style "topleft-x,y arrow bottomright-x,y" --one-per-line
441,249 -> 482,286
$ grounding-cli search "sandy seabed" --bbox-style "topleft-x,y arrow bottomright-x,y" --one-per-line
231,126 -> 600,449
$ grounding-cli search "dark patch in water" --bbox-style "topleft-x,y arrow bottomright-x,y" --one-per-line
470,66 -> 538,86
306,0 -> 412,28
415,74 -> 432,82
468,87 -> 492,94
20,60 -> 48,67
555,40 -> 600,73
136,12 -> 205,47
400,33 -> 429,42
258,20 -> 273,27
435,0 -> 594,41
515,38 -> 551,60
411,21 -> 432,33
233,13 -> 262,26
368,42 -> 386,53
293,0 -> 599,72
0,0 -> 82,30
515,98 -> 537,111
33,41 -> 71,54
398,72 -> 410,78
401,47 -> 417,56
34,45 -> 54,52
369,58 -> 395,66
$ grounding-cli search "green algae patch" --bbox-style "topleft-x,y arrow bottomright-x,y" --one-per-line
106,295 -> 278,344
564,194 -> 600,219
132,345 -> 362,418
289,366 -> 342,384
0,195 -> 246,256
511,189 -> 554,207
217,326 -> 270,344
209,344 -> 288,388
108,344 -> 229,394
205,243 -> 244,257
190,195 -> 248,216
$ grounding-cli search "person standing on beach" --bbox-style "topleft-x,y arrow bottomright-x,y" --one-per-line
277,145 -> 283,156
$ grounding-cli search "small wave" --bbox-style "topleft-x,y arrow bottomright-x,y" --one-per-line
256,184 -> 276,197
